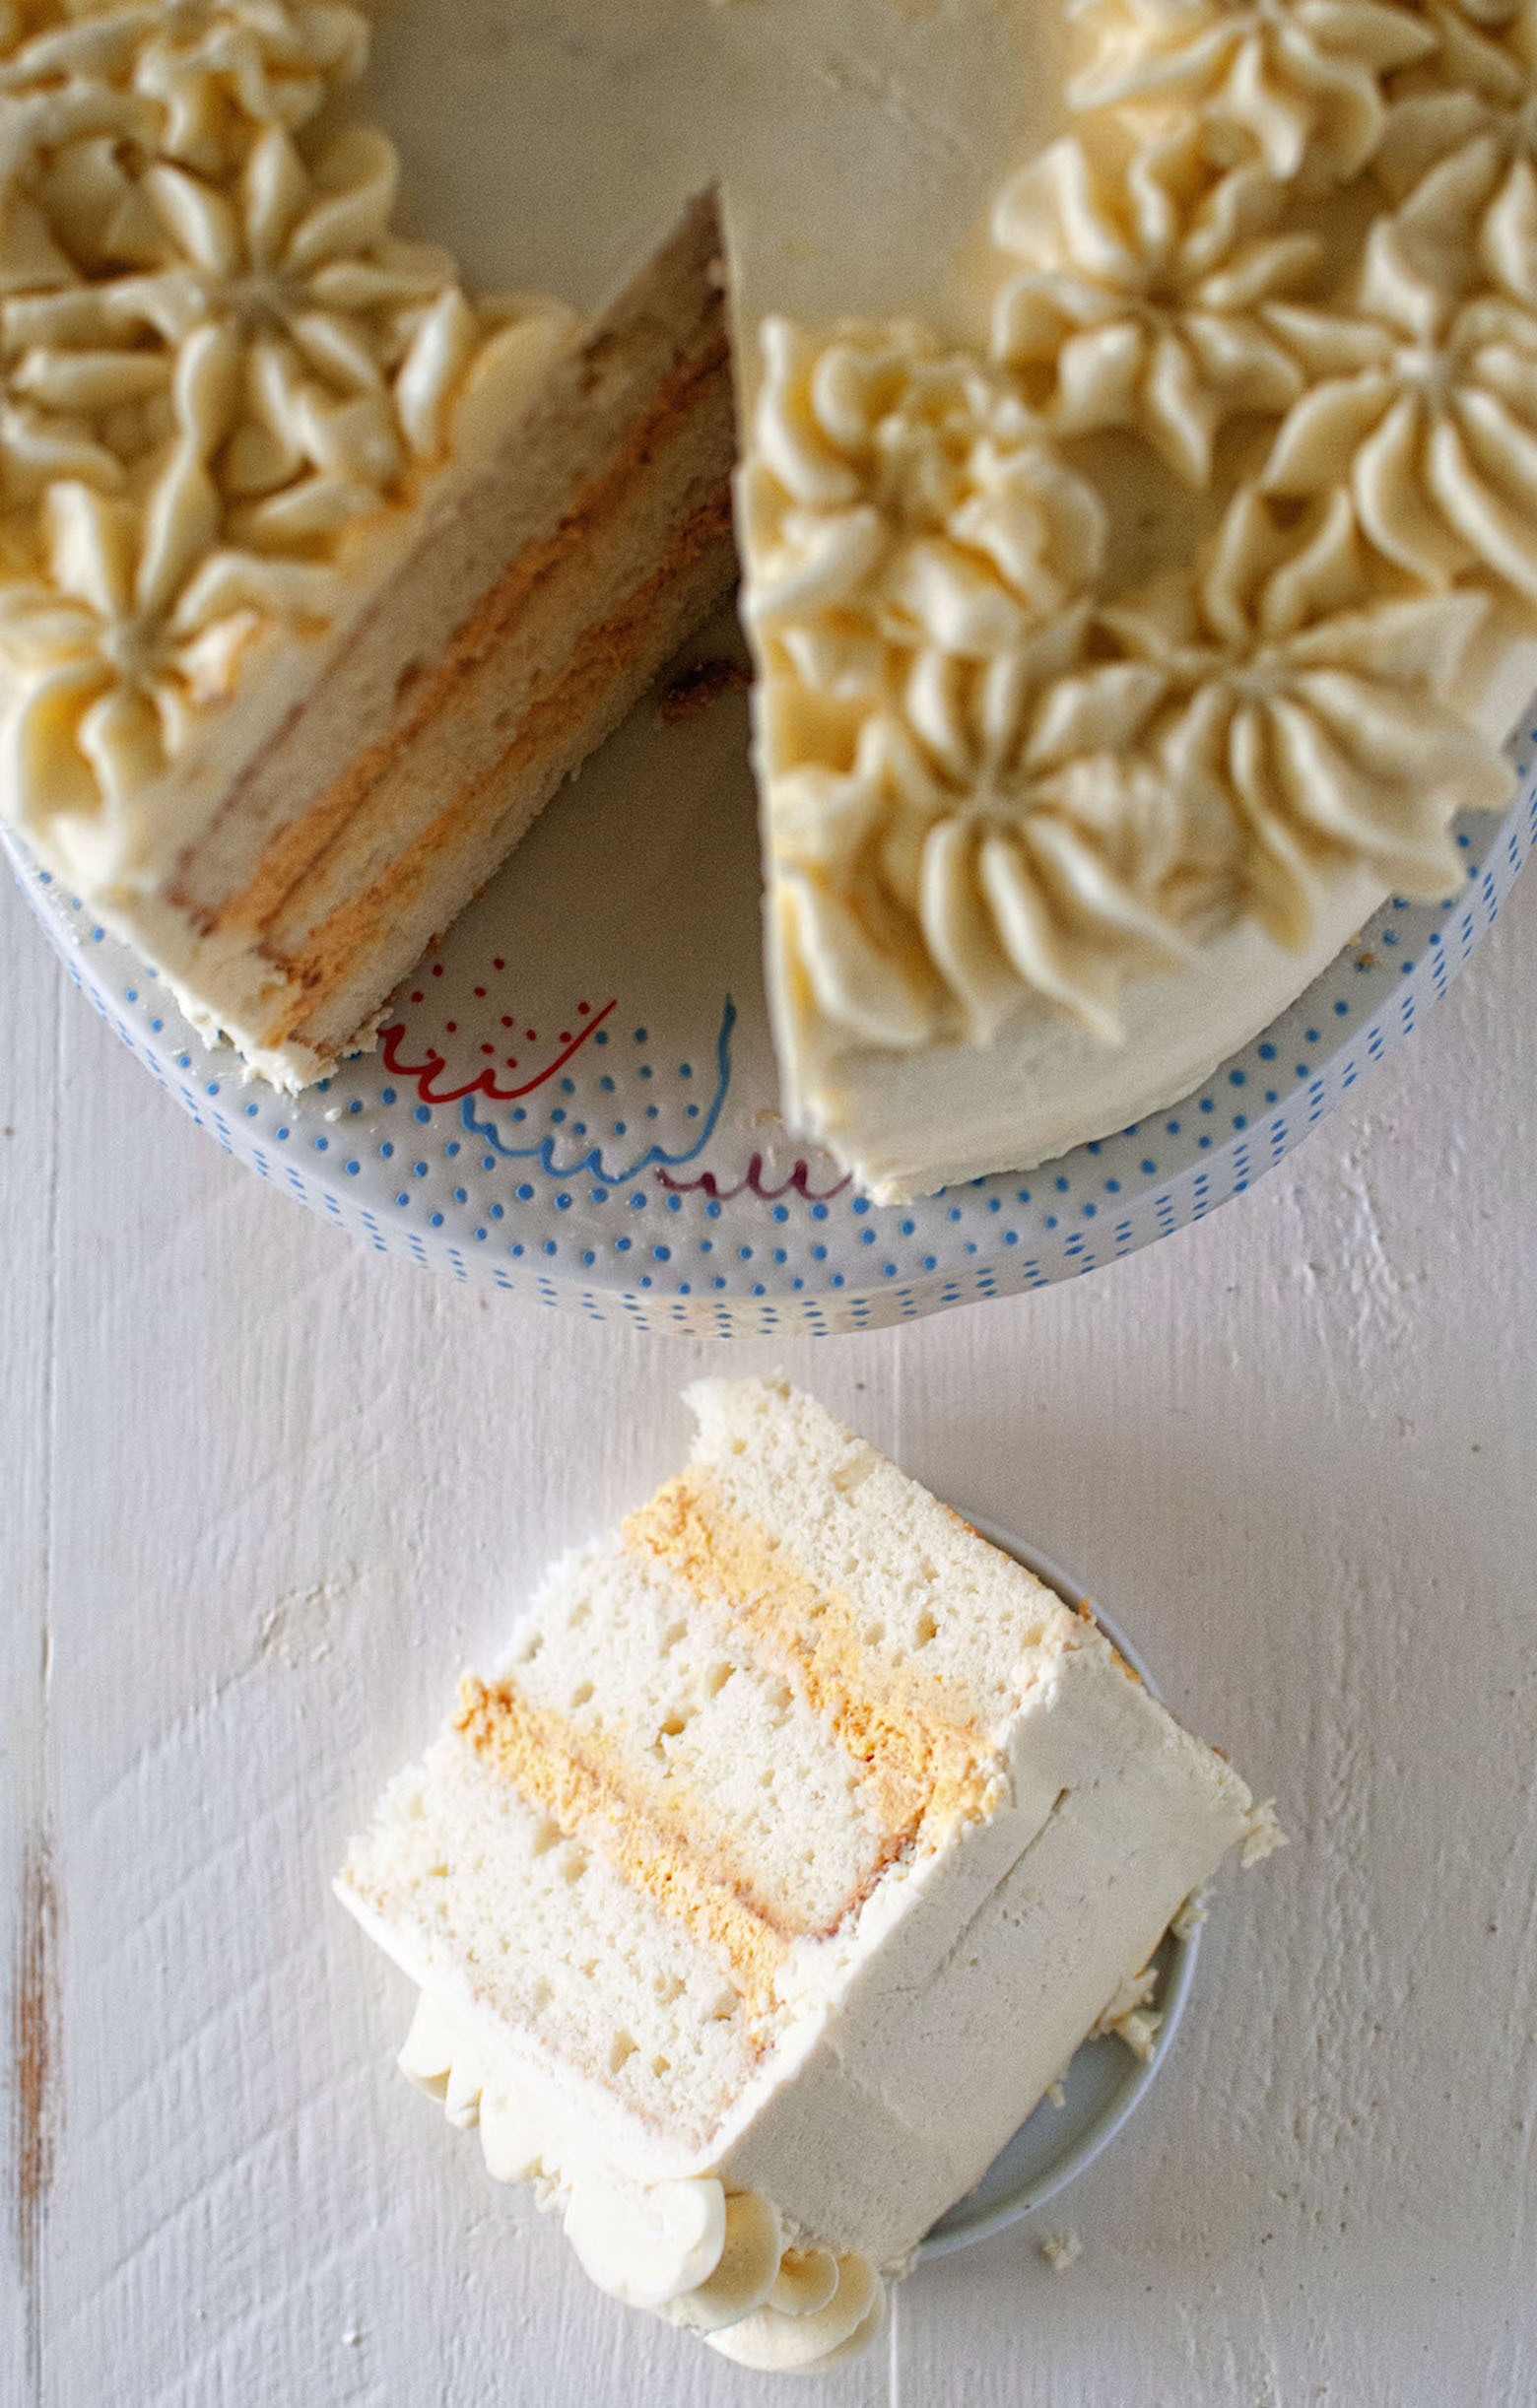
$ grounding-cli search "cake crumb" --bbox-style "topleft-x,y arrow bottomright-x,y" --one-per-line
1094,1963 -> 1161,2060
1045,2078 -> 1067,2109
1240,1800 -> 1289,1868
1114,2006 -> 1161,2061
1172,1886 -> 1209,1940
1039,2230 -> 1082,2273
658,657 -> 749,723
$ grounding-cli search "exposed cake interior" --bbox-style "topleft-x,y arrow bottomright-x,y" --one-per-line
337,1376 -> 1268,2369
78,195 -> 737,1086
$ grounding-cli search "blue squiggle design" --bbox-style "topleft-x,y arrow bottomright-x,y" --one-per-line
462,993 -> 736,1182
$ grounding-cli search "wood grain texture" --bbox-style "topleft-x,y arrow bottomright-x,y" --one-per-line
2,855 -> 1534,2405
0,913 -> 61,2408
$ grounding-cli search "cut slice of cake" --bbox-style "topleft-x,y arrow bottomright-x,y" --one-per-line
336,1376 -> 1276,2370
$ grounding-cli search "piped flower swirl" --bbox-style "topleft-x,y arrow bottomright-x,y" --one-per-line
1262,147 -> 1537,603
1066,0 -> 1438,184
1088,486 -> 1513,941
991,129 -> 1317,485
1375,0 -> 1537,200
0,0 -> 369,201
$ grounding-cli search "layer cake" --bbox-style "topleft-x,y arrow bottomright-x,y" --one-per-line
3,0 -> 1530,1187
336,1377 -> 1276,2370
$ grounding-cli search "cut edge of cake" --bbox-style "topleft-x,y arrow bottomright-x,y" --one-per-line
153,194 -> 738,1087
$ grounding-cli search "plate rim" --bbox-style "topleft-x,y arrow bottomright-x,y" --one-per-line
914,1517 -> 1202,2260
8,734 -> 1532,1337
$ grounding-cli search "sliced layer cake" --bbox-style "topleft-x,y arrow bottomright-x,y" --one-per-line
336,1378 -> 1276,2370
9,0 -> 1530,1188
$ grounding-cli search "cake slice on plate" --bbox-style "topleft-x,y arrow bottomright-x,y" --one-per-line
336,1376 -> 1276,2370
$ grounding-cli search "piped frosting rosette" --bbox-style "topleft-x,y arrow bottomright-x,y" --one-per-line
1261,148 -> 1537,607
746,318 -> 1172,1050
398,1994 -> 887,2374
1064,0 -> 1439,186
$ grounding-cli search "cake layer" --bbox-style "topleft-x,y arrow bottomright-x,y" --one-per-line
676,1374 -> 1068,1727
484,1537 -> 894,1946
340,1723 -> 760,2158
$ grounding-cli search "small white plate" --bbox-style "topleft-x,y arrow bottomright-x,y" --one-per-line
918,1522 -> 1202,2259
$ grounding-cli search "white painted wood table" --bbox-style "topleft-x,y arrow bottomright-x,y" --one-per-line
4,850 -> 1535,2408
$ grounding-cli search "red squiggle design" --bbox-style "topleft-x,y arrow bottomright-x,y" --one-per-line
655,1152 -> 851,1203
379,998 -> 617,1104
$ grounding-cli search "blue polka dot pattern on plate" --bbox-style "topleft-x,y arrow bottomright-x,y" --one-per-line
7,735 -> 1531,1337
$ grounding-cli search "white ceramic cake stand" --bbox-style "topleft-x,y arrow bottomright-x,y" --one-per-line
9,605 -> 1534,1337
916,1524 -> 1201,2259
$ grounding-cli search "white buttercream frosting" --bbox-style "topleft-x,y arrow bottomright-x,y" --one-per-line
703,2248 -> 886,2372
392,1929 -> 906,2375
991,132 -> 1316,486
729,0 -> 1536,1179
747,317 -> 1147,1049
1092,488 -> 1513,930
751,339 -> 1513,1061
1262,148 -> 1537,608
1093,1960 -> 1164,2059
1374,0 -> 1537,202
1064,0 -> 1438,185
1239,1796 -> 1291,1865
397,1992 -> 884,2372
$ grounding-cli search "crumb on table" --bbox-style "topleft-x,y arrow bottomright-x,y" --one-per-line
658,657 -> 751,723
1039,2231 -> 1083,2273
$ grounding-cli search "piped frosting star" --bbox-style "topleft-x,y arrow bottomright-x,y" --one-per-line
1067,0 -> 1437,185
992,129 -> 1316,484
1262,147 -> 1537,605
